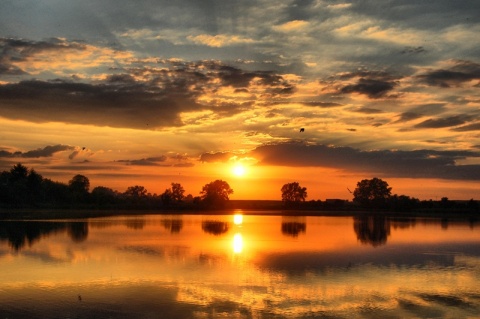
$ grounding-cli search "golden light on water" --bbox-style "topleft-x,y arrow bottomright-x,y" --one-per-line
233,213 -> 243,225
233,233 -> 243,254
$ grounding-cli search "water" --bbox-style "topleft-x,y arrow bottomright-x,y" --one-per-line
0,212 -> 479,318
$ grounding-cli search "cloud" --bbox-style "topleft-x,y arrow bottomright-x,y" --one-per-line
247,142 -> 480,181
117,155 -> 194,167
340,78 -> 397,98
452,122 -> 480,132
414,115 -> 474,129
199,152 -> 235,163
395,112 -> 423,123
0,79 -> 199,129
401,46 -> 427,55
117,156 -> 168,166
274,20 -> 309,32
0,50 -> 300,130
416,60 -> 480,87
0,144 -> 74,158
187,34 -> 255,47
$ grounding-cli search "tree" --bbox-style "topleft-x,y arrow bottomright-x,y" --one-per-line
161,183 -> 185,206
124,185 -> 148,198
7,163 -> 29,206
200,180 -> 233,208
27,169 -> 44,204
353,177 -> 392,209
69,174 -> 90,203
91,186 -> 118,207
69,174 -> 90,193
281,182 -> 307,206
10,163 -> 28,182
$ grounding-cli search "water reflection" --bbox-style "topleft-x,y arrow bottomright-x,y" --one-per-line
232,233 -> 243,253
125,217 -> 146,230
1,214 -> 479,318
201,220 -> 230,235
281,216 -> 306,237
354,214 -> 390,246
161,218 -> 183,233
0,221 -> 89,250
233,213 -> 243,225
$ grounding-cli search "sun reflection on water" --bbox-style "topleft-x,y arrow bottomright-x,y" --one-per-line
233,233 -> 243,254
233,213 -> 243,225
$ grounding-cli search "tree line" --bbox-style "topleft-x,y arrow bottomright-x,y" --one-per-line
0,163 -> 233,210
280,178 -> 479,213
0,163 -> 478,212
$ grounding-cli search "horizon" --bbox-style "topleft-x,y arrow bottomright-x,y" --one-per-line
0,1 -> 479,201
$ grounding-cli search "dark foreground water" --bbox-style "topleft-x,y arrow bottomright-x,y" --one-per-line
0,212 -> 479,318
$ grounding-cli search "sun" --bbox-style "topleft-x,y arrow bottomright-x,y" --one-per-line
232,164 -> 246,177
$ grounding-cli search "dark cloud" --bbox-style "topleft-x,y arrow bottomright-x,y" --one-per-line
0,37 -> 86,75
354,107 -> 384,114
247,142 -> 480,181
417,60 -> 480,87
117,155 -> 194,167
452,123 -> 480,132
337,70 -> 399,82
300,101 -> 342,108
395,112 -> 423,123
199,152 -> 234,163
414,115 -> 474,129
0,79 -> 199,129
401,46 -> 427,55
340,78 -> 396,98
118,156 -> 167,166
204,62 -> 295,95
0,50 -> 296,128
348,0 -> 479,30
0,144 -> 74,158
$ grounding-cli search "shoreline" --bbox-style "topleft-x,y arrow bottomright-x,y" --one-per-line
1,207 -> 478,220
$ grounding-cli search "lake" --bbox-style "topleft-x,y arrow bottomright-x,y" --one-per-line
0,212 -> 479,318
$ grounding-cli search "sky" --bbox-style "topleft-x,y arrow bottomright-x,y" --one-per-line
0,0 -> 479,200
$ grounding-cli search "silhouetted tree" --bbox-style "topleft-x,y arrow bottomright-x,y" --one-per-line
42,178 -> 71,207
27,169 -> 44,204
161,182 -> 185,207
124,185 -> 148,198
91,186 -> 118,207
69,174 -> 90,193
281,182 -> 307,207
10,163 -> 28,181
388,194 -> 420,212
7,163 -> 29,206
124,185 -> 148,206
69,174 -> 90,203
200,180 -> 233,208
353,177 -> 391,209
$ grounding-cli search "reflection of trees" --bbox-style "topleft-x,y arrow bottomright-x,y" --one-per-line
161,219 -> 183,233
201,220 -> 229,236
353,215 -> 391,247
281,222 -> 306,237
391,218 -> 417,229
125,218 -> 146,230
281,217 -> 306,237
0,221 -> 89,251
67,222 -> 89,242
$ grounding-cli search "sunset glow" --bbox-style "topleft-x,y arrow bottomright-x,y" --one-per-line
0,1 -> 478,200
232,164 -> 246,177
